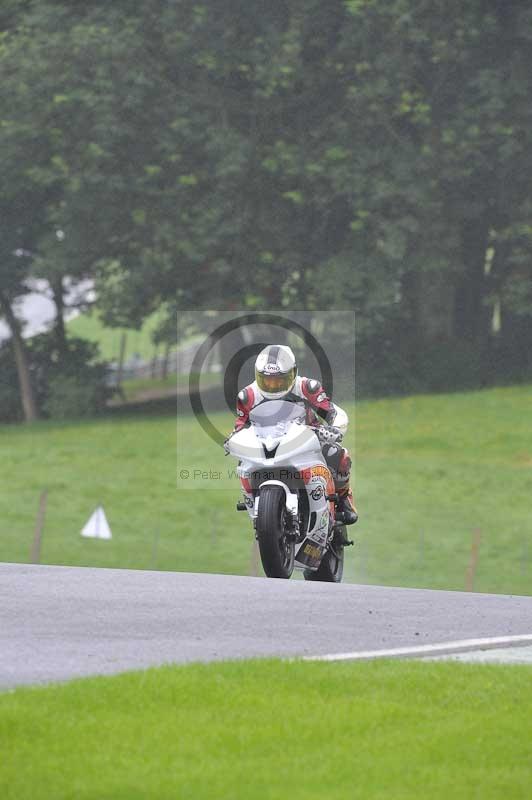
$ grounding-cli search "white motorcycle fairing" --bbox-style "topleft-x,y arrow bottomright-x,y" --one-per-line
227,400 -> 339,571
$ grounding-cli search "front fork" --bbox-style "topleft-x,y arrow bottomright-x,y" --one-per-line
237,480 -> 300,540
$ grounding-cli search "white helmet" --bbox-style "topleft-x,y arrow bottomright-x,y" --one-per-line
255,345 -> 297,399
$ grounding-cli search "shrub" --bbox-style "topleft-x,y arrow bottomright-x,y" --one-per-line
0,333 -> 110,422
43,374 -> 104,419
413,340 -> 484,393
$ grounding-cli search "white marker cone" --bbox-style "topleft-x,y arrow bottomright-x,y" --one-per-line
81,506 -> 112,540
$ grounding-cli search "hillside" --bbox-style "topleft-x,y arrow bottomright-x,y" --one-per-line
1,384 -> 531,595
67,311 -> 165,363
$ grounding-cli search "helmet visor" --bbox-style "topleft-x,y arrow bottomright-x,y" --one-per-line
256,367 -> 296,395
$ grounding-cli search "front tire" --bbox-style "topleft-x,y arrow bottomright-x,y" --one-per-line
256,485 -> 295,579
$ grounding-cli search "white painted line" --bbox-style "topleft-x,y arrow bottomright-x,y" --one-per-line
303,634 -> 532,662
428,645 -> 532,665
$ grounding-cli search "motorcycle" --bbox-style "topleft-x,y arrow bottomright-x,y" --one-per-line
225,399 -> 352,582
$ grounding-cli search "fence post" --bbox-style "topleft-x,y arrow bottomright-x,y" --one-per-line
465,528 -> 482,591
162,343 -> 171,379
116,332 -> 128,388
30,489 -> 48,564
521,538 -> 529,578
150,529 -> 160,570
150,347 -> 159,379
418,529 -> 425,574
356,538 -> 367,583
249,540 -> 260,577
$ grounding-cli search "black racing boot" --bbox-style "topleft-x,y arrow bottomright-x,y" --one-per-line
336,489 -> 358,525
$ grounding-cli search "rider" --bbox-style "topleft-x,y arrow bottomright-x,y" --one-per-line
228,344 -> 358,525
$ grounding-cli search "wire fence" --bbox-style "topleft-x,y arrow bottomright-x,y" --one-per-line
105,339 -> 221,386
21,488 -> 532,594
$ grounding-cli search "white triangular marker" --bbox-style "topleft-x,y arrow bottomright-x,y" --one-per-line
81,506 -> 112,540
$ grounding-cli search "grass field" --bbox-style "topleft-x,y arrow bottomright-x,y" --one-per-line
67,309 -> 167,362
118,372 -> 219,403
1,658 -> 531,799
1,384 -> 531,594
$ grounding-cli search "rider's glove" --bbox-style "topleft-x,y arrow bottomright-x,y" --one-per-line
223,434 -> 233,455
316,425 -> 343,444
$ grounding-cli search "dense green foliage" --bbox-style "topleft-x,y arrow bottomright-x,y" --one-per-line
1,385 -> 530,595
0,333 -> 108,422
2,658 -> 531,799
1,1 -> 531,419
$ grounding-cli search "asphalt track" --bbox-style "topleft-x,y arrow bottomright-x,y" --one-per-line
1,562 -> 531,688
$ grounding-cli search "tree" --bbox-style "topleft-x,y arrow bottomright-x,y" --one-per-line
2,0 -> 531,406
0,40 -> 49,422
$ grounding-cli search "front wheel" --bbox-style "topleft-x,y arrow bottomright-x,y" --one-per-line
256,485 -> 295,579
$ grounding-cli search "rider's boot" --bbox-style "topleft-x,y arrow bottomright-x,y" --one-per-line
336,486 -> 358,525
327,446 -> 358,525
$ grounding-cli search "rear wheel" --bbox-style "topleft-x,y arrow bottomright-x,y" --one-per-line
303,530 -> 345,583
256,485 -> 295,579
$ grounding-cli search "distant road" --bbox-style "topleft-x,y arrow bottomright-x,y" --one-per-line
1,563 -> 531,688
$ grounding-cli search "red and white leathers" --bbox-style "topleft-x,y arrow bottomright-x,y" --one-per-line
233,376 -> 356,514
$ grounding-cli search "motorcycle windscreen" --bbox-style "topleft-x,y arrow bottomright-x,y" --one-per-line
248,399 -> 306,436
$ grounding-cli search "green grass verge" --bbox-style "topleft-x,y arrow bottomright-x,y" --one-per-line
1,658 -> 531,799
1,384 -> 531,593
